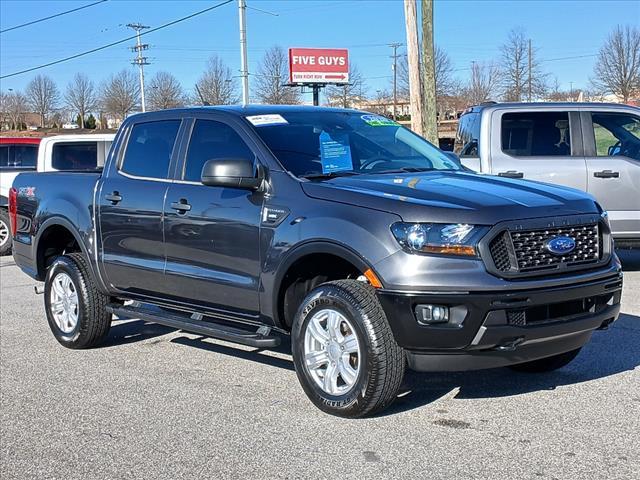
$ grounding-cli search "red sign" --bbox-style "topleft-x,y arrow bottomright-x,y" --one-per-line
289,48 -> 349,84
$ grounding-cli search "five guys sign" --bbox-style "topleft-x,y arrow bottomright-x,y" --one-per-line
289,48 -> 349,84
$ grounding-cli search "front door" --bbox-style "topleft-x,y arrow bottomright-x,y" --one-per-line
98,119 -> 182,295
490,110 -> 587,190
162,118 -> 263,315
583,110 -> 640,239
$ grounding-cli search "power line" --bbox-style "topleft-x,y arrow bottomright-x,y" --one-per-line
0,0 -> 108,34
0,0 -> 234,79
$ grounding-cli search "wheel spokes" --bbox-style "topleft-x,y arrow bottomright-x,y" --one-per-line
308,316 -> 330,344
341,334 -> 358,353
323,362 -> 339,395
305,350 -> 329,370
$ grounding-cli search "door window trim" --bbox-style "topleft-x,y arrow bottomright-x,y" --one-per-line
497,109 -> 583,159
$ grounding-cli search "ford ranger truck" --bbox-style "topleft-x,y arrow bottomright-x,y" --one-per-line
10,106 -> 623,418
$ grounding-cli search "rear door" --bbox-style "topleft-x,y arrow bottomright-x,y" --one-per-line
582,110 -> 640,239
98,118 -> 182,295
161,115 -> 263,315
489,109 -> 587,190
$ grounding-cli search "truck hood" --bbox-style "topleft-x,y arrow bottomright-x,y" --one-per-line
300,171 -> 598,224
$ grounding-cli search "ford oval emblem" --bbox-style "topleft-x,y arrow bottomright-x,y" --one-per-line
545,236 -> 576,255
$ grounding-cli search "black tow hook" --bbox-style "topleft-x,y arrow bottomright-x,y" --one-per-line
34,285 -> 44,295
492,337 -> 525,352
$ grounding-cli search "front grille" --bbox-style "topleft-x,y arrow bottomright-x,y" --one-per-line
489,223 -> 601,276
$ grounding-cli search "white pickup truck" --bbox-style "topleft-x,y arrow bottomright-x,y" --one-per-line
455,102 -> 640,248
0,134 -> 114,255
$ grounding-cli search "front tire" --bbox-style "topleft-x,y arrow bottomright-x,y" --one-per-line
0,209 -> 12,256
292,280 -> 405,418
44,253 -> 112,349
509,348 -> 582,373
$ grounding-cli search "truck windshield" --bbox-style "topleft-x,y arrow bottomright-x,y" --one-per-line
249,111 -> 462,178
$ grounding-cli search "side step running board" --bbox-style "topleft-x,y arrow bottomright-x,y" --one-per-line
107,303 -> 280,348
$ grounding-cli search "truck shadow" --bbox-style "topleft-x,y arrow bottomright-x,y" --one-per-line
617,248 -> 640,272
384,312 -> 640,416
102,313 -> 639,416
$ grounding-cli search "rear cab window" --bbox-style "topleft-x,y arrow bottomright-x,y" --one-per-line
120,120 -> 181,179
501,111 -> 573,157
52,142 -> 98,170
0,143 -> 38,170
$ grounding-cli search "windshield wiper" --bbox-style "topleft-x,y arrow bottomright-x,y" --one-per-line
300,171 -> 361,180
375,167 -> 439,174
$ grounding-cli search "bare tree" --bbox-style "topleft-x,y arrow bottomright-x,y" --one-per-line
500,28 -> 547,101
254,46 -> 300,105
100,69 -> 140,122
64,73 -> 97,128
147,71 -> 186,110
326,64 -> 367,108
592,25 -> 640,103
25,74 -> 60,127
399,46 -> 457,97
463,62 -> 501,105
1,91 -> 28,130
196,55 -> 237,105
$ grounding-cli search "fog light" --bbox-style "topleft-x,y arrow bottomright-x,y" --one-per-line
415,304 -> 449,325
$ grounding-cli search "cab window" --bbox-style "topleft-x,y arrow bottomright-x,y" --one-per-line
183,119 -> 254,182
501,112 -> 572,157
121,120 -> 181,179
591,112 -> 640,160
52,142 -> 98,170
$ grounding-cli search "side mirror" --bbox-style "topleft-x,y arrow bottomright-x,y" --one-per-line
201,158 -> 263,190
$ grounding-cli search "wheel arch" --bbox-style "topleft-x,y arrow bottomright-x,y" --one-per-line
34,217 -> 99,285
270,240 -> 379,330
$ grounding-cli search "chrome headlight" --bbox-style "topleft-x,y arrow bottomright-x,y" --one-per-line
391,222 -> 488,256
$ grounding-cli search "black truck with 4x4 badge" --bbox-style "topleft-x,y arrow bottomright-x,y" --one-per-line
10,106 -> 623,417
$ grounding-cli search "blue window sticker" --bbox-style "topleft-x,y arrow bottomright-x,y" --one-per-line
319,131 -> 353,173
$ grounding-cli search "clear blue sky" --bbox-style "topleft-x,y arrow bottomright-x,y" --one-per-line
1,0 -> 639,103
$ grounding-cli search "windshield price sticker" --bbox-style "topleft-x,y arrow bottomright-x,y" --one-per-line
319,131 -> 353,173
246,114 -> 289,127
361,114 -> 399,127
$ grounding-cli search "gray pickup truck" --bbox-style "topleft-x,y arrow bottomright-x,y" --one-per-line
11,106 -> 623,417
455,102 -> 640,248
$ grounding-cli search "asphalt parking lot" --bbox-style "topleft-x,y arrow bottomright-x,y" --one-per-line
1,251 -> 638,480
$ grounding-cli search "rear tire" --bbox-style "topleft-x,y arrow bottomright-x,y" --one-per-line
509,348 -> 581,373
44,253 -> 112,349
292,280 -> 405,418
0,209 -> 12,256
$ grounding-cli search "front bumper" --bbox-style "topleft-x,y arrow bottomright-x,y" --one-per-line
377,272 -> 623,371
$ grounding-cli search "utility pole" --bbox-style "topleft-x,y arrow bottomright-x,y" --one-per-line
389,42 -> 403,120
403,0 -> 423,135
421,0 -> 438,144
238,0 -> 249,105
527,38 -> 532,102
127,23 -> 150,113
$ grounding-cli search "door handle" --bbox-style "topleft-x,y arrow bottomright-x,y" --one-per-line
593,170 -> 620,178
498,170 -> 524,179
105,192 -> 122,204
171,199 -> 192,213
